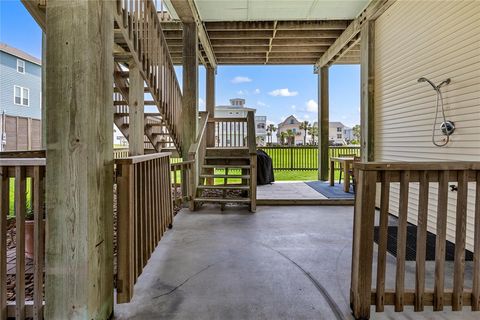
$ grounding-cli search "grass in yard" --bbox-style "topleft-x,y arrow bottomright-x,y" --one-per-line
7,177 -> 33,217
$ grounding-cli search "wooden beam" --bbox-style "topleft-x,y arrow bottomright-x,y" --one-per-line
45,0 -> 114,319
315,0 -> 396,67
208,30 -> 274,39
275,30 -> 343,39
360,21 -> 375,162
211,39 -> 270,46
128,63 -> 144,156
204,20 -> 350,31
182,22 -> 198,160
318,67 -> 329,181
170,0 -> 217,68
20,0 -> 46,30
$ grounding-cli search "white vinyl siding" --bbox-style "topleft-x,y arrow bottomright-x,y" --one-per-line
374,1 -> 480,251
14,85 -> 29,106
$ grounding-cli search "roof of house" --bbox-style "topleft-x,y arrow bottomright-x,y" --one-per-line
312,121 -> 347,128
216,105 -> 256,112
278,115 -> 300,127
0,43 -> 41,66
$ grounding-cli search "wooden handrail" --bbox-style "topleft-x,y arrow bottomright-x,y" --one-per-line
247,111 -> 256,154
0,158 -> 46,166
354,161 -> 480,171
115,152 -> 172,165
208,117 -> 247,123
188,112 -> 209,157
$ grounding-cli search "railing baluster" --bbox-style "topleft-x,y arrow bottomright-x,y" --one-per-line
415,170 -> 429,312
434,170 -> 449,311
0,167 -> 8,320
395,170 -> 410,312
376,171 -> 390,312
33,166 -> 44,320
15,166 -> 26,320
473,171 -> 480,311
452,170 -> 468,311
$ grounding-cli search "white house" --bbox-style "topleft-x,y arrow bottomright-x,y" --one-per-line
215,98 -> 267,145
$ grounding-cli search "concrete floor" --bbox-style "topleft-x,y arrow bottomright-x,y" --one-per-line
257,181 -> 327,200
114,206 -> 480,320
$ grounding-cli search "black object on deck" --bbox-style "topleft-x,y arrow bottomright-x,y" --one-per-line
373,225 -> 473,261
256,149 -> 274,185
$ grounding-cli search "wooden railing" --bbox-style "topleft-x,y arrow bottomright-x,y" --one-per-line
211,117 -> 248,148
351,162 -> 480,319
247,111 -> 257,212
187,112 -> 209,209
170,160 -> 194,208
258,146 -> 360,171
115,152 -> 174,303
115,0 -> 183,153
114,148 -> 130,159
0,156 -> 46,319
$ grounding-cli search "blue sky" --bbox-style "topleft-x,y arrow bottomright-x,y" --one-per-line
1,0 -> 360,127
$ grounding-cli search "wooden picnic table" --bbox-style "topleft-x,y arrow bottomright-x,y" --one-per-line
330,157 -> 355,193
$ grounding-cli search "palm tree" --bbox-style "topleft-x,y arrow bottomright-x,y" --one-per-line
308,126 -> 318,145
286,129 -> 295,146
299,121 -> 309,145
280,131 -> 288,145
266,124 -> 277,144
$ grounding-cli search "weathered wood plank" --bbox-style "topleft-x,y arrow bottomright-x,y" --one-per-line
44,1 -> 114,318
415,170 -> 429,312
15,167 -> 26,319
395,170 -> 410,312
375,171 -> 390,312
452,170 -> 468,311
33,166 -> 44,320
434,170 -> 449,311
0,167 -> 8,320
473,171 -> 480,311
318,67 -> 329,181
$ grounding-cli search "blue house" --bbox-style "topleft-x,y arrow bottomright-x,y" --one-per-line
0,43 -> 42,150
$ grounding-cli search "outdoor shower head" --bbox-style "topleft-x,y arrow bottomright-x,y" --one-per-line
417,77 -> 438,91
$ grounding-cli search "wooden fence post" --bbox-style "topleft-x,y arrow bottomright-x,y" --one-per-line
351,168 -> 377,320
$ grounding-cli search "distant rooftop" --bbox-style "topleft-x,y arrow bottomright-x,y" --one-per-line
0,43 -> 41,66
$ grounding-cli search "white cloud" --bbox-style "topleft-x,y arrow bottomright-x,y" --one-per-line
237,90 -> 248,95
268,88 -> 298,97
266,120 -> 275,126
231,76 -> 252,84
254,88 -> 261,94
199,98 -> 205,107
291,105 -> 296,110
306,99 -> 318,112
257,101 -> 268,107
303,114 -> 310,119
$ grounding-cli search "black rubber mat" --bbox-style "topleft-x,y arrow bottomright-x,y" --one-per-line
373,225 -> 473,261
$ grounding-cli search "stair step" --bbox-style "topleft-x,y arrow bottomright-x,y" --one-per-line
194,197 -> 251,204
202,164 -> 250,169
200,174 -> 250,179
198,185 -> 249,190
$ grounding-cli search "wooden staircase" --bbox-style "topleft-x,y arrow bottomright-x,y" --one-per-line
194,147 -> 254,209
188,112 -> 258,212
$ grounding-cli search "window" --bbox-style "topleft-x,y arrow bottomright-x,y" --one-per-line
337,127 -> 342,132
17,59 -> 25,74
290,119 -> 294,124
337,134 -> 342,139
14,85 -> 29,106
257,123 -> 265,129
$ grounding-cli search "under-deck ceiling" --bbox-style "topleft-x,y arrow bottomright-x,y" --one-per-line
160,20 -> 360,65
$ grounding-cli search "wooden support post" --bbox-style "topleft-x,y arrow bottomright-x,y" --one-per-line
350,169 -> 377,320
182,22 -> 198,197
45,1 -> 114,319
129,63 -> 144,156
318,66 -> 329,181
360,20 -> 375,162
41,32 -> 46,148
205,67 -> 215,185
182,22 -> 198,159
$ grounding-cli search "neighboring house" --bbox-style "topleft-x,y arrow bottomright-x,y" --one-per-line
343,127 -> 354,142
312,121 -> 349,145
255,115 -> 267,146
215,98 -> 267,145
277,115 -> 304,145
0,43 -> 42,151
